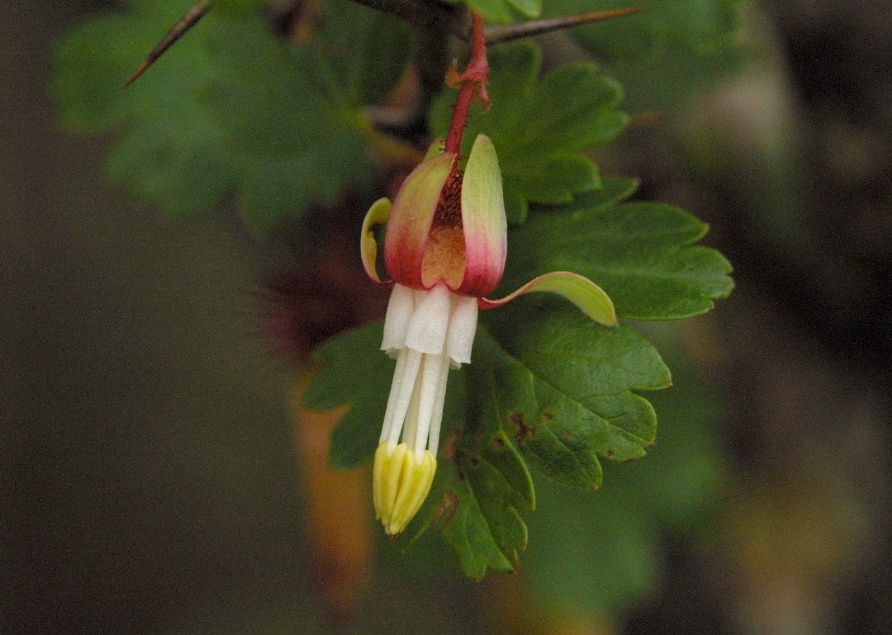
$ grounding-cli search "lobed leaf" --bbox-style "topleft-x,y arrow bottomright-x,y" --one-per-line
423,334 -> 538,577
502,198 -> 734,319
428,436 -> 532,578
477,307 -> 670,489
523,340 -> 728,614
430,43 -> 628,223
309,320 -> 535,577
53,0 -> 409,231
198,15 -> 377,230
53,3 -> 234,214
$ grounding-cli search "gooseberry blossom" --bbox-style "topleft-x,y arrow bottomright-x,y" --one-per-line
361,134 -> 617,536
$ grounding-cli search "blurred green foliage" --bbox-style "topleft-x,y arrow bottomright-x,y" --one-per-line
547,0 -> 743,60
52,0 -> 740,613
525,333 -> 727,615
54,0 -> 409,230
430,43 -> 628,223
461,0 -> 542,24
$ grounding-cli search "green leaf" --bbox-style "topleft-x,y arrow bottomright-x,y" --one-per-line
503,199 -> 734,319
214,0 -> 265,12
310,1 -> 411,107
608,41 -> 746,114
107,119 -> 237,215
545,0 -> 745,61
464,0 -> 513,25
569,176 -> 640,210
53,3 -> 233,214
506,0 -> 542,19
477,306 -> 670,489
431,437 -> 532,577
509,155 -> 598,206
430,42 -> 627,223
53,0 -> 409,231
412,357 -> 536,578
522,328 -> 728,614
198,16 -> 375,230
53,14 -> 145,132
194,3 -> 407,230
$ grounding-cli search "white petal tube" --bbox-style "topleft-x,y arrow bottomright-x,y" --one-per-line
378,283 -> 480,462
374,282 -> 482,535
404,283 -> 453,355
412,351 -> 449,458
426,352 -> 452,457
381,283 -> 416,355
447,294 -> 479,366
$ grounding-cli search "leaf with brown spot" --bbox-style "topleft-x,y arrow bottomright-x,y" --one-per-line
477,301 -> 670,489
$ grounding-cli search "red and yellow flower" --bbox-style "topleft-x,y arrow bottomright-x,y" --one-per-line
361,134 -> 616,536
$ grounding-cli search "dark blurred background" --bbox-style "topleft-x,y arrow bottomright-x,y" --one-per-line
3,1 -> 892,633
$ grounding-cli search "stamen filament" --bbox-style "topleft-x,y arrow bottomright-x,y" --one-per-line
380,347 -> 409,445
402,377 -> 422,451
386,349 -> 423,448
414,352 -> 448,457
427,352 -> 452,456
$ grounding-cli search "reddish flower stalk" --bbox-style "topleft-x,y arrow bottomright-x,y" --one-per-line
444,12 -> 490,155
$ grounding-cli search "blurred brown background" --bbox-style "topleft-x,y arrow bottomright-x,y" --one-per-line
3,1 -> 892,633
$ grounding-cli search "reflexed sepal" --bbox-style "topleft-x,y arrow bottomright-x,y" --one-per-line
361,197 -> 392,285
480,271 -> 617,326
373,442 -> 437,536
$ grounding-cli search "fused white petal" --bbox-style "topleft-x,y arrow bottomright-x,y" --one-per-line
426,352 -> 452,457
404,283 -> 453,355
381,283 -> 416,355
446,294 -> 479,366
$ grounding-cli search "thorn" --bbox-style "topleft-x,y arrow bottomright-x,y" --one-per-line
485,7 -> 644,46
123,0 -> 213,89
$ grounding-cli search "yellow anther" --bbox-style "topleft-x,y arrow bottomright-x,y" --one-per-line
372,442 -> 437,536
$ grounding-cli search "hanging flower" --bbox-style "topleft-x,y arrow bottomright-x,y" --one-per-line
361,134 -> 617,536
